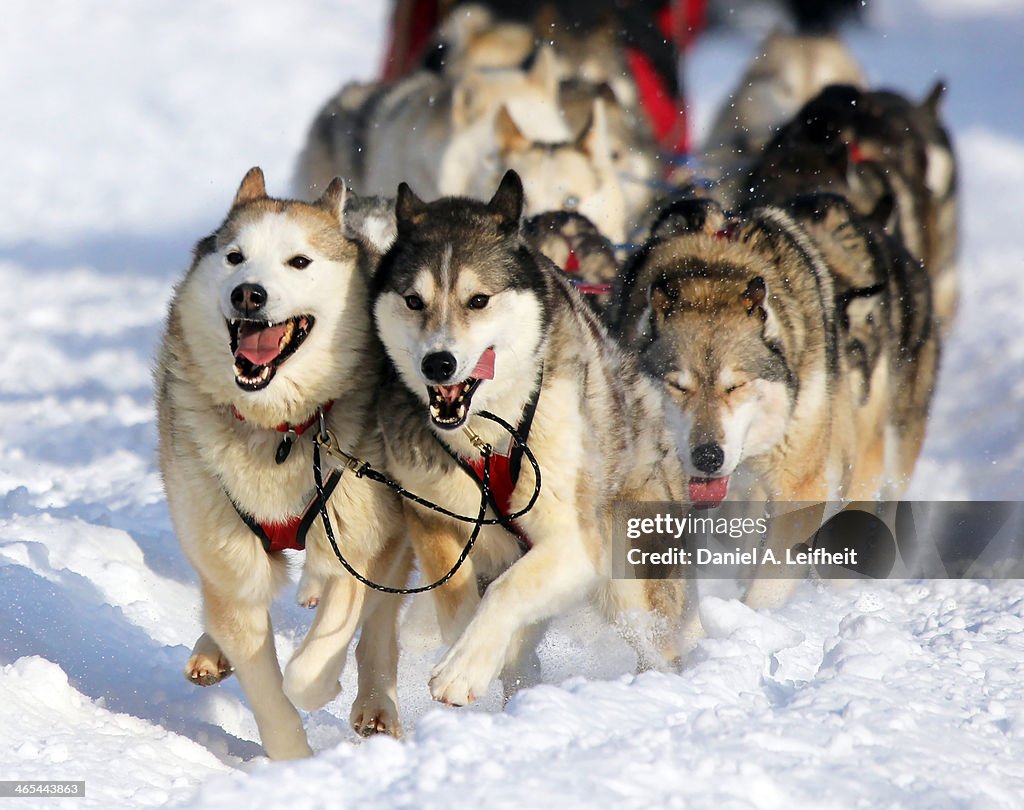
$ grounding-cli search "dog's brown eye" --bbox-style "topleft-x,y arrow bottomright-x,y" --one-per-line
468,294 -> 490,310
725,383 -> 745,395
288,255 -> 312,270
668,380 -> 690,396
405,294 -> 424,310
226,250 -> 245,265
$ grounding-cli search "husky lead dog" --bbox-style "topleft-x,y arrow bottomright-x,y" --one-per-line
156,168 -> 409,759
371,171 -> 693,705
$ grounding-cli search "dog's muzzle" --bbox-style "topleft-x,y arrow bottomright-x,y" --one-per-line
424,347 -> 496,430
228,315 -> 314,391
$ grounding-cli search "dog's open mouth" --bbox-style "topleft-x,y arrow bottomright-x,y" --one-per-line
689,475 -> 730,509
426,348 -> 495,430
228,315 -> 314,391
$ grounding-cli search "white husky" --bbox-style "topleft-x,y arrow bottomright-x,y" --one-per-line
156,168 -> 410,759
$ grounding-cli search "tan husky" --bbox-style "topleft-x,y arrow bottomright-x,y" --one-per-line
156,168 -> 410,759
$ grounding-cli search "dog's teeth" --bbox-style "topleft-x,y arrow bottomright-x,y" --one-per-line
279,320 -> 295,350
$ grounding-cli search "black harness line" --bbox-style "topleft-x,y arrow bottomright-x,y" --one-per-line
311,408 -> 544,595
312,439 -> 492,595
432,375 -> 543,551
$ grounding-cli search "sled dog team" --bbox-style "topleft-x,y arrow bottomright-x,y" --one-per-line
157,11 -> 953,759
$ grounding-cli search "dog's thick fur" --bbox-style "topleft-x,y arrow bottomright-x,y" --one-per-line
703,32 -> 866,186
294,48 -> 569,202
612,198 -> 857,505
743,82 -> 959,329
156,168 -> 409,759
785,192 -> 940,496
370,171 -> 694,705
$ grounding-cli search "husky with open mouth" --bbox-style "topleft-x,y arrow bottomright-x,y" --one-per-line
156,168 -> 410,759
370,171 -> 696,706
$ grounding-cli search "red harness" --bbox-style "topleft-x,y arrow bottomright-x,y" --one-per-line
464,451 -> 531,550
439,374 -> 543,552
228,402 -> 340,553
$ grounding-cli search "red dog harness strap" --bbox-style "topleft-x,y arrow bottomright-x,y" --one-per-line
436,369 -> 543,552
226,401 -> 340,552
231,469 -> 343,553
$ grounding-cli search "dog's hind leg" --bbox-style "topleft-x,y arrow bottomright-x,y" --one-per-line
605,578 -> 702,669
184,632 -> 233,686
202,583 -> 312,760
296,567 -> 323,609
283,573 -> 366,713
350,541 -> 413,738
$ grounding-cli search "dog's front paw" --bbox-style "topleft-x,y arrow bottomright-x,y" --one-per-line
283,659 -> 341,712
184,634 -> 233,687
350,694 -> 402,738
429,634 -> 505,706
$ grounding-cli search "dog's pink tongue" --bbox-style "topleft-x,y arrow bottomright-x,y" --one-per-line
437,385 -> 462,404
689,476 -> 730,507
235,323 -> 287,366
470,348 -> 496,380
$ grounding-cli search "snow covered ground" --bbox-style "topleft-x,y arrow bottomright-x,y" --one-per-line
1,1 -> 1023,807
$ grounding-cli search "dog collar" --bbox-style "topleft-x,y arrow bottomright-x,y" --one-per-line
231,400 -> 335,464
229,468 -> 343,554
231,400 -> 333,435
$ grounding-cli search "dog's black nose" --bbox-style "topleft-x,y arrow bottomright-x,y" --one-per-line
231,283 -> 267,315
421,351 -> 457,383
691,443 -> 725,474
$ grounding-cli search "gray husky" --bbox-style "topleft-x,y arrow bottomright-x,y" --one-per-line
370,171 -> 694,705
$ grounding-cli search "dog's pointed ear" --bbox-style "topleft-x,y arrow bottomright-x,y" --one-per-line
395,182 -> 427,229
921,80 -> 947,116
495,105 -> 529,154
487,170 -> 524,233
742,276 -> 781,339
233,167 -> 266,207
317,177 -> 347,224
526,43 -> 560,99
649,277 -> 680,323
344,195 -> 397,254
